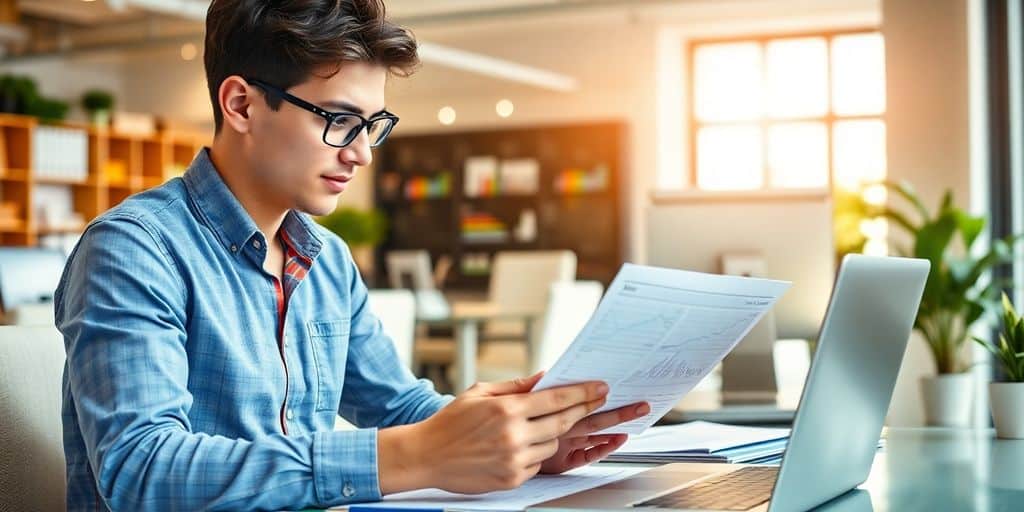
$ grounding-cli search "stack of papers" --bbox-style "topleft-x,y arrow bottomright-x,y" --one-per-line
605,421 -> 790,464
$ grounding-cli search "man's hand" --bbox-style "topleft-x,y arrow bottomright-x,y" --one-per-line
538,401 -> 650,475
378,372 -> 649,496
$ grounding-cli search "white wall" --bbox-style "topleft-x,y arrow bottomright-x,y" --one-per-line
0,55 -> 126,123
882,0 -> 988,427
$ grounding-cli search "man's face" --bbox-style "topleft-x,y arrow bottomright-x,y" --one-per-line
247,61 -> 387,216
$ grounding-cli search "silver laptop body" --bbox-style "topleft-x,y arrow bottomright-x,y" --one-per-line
533,254 -> 930,512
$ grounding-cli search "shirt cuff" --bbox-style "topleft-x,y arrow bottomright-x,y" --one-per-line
313,428 -> 381,506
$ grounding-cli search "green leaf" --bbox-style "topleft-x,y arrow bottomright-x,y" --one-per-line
882,180 -> 930,223
915,213 -> 957,263
953,210 -> 986,250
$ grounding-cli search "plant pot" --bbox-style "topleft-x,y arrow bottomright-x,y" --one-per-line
921,374 -> 973,427
89,109 -> 111,128
989,382 -> 1024,439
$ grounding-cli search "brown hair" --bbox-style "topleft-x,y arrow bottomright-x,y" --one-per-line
204,0 -> 418,131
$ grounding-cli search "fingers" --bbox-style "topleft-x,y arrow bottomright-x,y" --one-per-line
468,371 -> 544,397
562,434 -> 628,470
520,439 -> 561,467
564,433 -> 625,450
563,402 -> 650,438
520,381 -> 609,418
524,397 -> 605,444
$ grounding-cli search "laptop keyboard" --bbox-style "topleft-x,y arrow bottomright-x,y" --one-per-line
633,466 -> 779,511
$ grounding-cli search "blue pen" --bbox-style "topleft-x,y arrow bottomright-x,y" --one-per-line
348,506 -> 446,512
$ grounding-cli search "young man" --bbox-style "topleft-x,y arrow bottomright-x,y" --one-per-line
57,1 -> 649,510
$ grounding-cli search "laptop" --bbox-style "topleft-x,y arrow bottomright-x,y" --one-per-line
532,254 -> 929,512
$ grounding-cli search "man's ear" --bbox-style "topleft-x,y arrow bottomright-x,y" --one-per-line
219,75 -> 256,134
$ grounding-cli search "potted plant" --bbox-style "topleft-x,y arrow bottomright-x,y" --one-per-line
975,293 -> 1024,438
866,182 -> 1020,426
317,207 -> 388,275
81,89 -> 115,127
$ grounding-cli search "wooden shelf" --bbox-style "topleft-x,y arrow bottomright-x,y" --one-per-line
375,121 -> 626,289
0,168 -> 29,181
0,113 -> 208,247
0,222 -> 27,233
35,176 -> 94,186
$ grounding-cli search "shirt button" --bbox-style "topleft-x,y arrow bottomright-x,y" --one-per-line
286,408 -> 294,420
230,244 -> 238,252
342,482 -> 356,497
253,240 -> 262,249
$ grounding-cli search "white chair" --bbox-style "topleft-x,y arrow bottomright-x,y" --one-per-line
366,289 -> 417,369
477,280 -> 603,383
0,326 -> 67,511
484,250 -> 577,340
336,289 -> 417,431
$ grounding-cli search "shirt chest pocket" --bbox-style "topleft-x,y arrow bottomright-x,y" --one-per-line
308,319 -> 350,412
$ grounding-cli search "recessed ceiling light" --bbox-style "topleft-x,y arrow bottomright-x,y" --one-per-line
495,99 -> 514,118
438,106 -> 456,126
180,43 -> 198,61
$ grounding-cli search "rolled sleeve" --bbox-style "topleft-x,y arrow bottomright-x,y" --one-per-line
314,428 -> 381,504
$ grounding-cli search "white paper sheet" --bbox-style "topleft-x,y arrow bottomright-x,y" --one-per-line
339,465 -> 649,511
534,263 -> 791,434
615,421 -> 790,454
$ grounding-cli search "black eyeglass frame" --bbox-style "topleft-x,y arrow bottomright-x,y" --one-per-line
248,78 -> 399,148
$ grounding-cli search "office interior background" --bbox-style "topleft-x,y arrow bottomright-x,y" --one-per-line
0,0 -> 1021,431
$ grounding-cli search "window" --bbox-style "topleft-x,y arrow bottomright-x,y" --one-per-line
690,31 -> 886,192
688,30 -> 887,254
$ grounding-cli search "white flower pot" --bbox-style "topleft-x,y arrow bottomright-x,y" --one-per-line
989,382 -> 1024,439
921,374 -> 973,427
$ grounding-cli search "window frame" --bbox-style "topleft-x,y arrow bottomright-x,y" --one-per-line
687,28 -> 883,191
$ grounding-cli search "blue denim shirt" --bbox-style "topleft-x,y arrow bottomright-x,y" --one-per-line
57,149 -> 451,511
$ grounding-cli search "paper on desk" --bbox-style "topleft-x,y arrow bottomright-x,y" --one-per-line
341,465 -> 649,511
534,263 -> 790,434
615,421 -> 789,454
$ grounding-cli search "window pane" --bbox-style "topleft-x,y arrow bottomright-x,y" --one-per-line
768,122 -> 828,188
832,33 -> 886,116
694,43 -> 762,122
697,125 -> 763,190
833,119 -> 886,189
766,38 -> 828,119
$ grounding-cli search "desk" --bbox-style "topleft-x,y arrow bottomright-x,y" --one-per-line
436,301 -> 538,392
550,428 -> 1024,511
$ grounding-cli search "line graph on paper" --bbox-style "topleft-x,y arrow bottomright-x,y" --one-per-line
662,307 -> 761,352
582,295 -> 685,353
623,354 -> 707,384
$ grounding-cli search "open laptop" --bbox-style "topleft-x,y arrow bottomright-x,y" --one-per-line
532,254 -> 929,512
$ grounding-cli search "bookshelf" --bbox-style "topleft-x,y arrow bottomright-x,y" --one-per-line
374,120 -> 626,290
0,113 -> 207,247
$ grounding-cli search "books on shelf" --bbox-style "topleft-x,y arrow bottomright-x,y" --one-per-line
464,156 -> 499,197
404,173 -> 451,200
465,156 -> 542,197
555,164 -> 609,194
461,211 -> 508,243
499,158 -> 540,194
32,126 -> 88,182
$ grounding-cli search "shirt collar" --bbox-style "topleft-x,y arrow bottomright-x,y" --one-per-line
183,148 -> 323,262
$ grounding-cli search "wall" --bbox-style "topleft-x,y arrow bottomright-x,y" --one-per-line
0,55 -> 126,123
882,0 -> 988,427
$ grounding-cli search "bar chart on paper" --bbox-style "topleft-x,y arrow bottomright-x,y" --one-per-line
535,264 -> 790,434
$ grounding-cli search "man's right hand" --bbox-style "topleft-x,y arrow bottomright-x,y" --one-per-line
377,372 -> 609,495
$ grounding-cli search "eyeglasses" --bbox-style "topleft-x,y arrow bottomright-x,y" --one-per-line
248,78 -> 399,148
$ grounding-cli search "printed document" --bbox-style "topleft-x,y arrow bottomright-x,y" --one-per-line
534,263 -> 790,434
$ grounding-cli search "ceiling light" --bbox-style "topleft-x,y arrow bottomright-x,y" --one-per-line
496,99 -> 514,118
180,43 -> 198,61
438,106 -> 456,126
